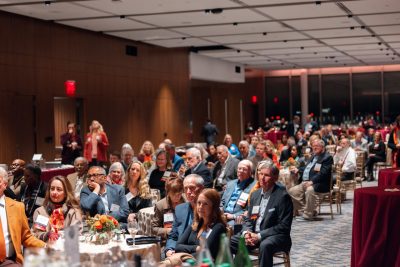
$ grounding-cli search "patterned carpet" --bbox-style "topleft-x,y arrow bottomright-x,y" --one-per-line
288,180 -> 378,267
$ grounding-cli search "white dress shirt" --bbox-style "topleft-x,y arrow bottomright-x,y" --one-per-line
0,195 -> 16,258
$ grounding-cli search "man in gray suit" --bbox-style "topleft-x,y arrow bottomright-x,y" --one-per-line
212,145 -> 240,191
80,166 -> 129,223
221,159 -> 256,225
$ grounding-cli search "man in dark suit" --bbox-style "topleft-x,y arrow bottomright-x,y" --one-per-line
230,161 -> 293,267
201,119 -> 219,146
183,148 -> 212,188
165,174 -> 204,258
288,139 -> 333,221
80,166 -> 129,223
221,159 -> 256,225
212,145 -> 240,191
0,167 -> 45,266
287,115 -> 300,137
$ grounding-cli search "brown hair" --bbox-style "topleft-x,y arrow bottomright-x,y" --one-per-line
165,177 -> 184,194
192,189 -> 226,230
43,175 -> 79,209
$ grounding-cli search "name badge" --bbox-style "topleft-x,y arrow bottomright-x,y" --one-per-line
268,208 -> 276,213
110,204 -> 120,212
163,213 -> 174,228
34,215 -> 49,231
251,205 -> 260,220
163,171 -> 171,178
237,192 -> 249,207
125,192 -> 134,202
205,229 -> 213,239
314,163 -> 322,172
35,197 -> 45,206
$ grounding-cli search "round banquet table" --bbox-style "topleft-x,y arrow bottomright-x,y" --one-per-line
51,236 -> 161,263
378,168 -> 400,188
351,187 -> 400,267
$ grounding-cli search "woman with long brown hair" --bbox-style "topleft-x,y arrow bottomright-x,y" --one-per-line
175,188 -> 226,260
124,160 -> 152,222
31,175 -> 82,241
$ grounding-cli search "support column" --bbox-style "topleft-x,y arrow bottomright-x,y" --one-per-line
300,70 -> 308,125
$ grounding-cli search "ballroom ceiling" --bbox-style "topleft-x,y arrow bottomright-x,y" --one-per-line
1,0 -> 400,70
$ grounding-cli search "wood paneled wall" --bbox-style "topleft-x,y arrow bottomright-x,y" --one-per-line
0,11 -> 190,163
190,77 -> 265,145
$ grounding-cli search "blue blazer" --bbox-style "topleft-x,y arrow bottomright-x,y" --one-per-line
221,177 -> 256,215
80,184 -> 129,222
165,202 -> 193,253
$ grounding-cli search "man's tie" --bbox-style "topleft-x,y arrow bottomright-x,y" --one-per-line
0,203 -> 7,261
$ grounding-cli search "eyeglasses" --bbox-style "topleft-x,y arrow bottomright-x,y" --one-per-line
87,173 -> 104,178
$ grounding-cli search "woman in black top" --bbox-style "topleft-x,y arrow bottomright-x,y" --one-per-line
175,188 -> 226,261
148,149 -> 173,198
124,160 -> 152,222
18,164 -> 47,226
365,132 -> 386,181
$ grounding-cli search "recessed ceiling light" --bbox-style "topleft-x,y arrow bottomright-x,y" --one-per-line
119,15 -> 125,19
347,14 -> 353,18
378,42 -> 382,45
262,32 -> 267,36
181,37 -> 186,40
300,47 -> 304,50
283,40 -> 287,43
233,22 -> 238,26
237,50 -> 241,53
315,1 -> 321,5
361,26 -> 366,29
44,1 -> 51,6
350,26 -> 355,30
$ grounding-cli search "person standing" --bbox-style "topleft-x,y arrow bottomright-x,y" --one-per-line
84,120 -> 109,167
201,119 -> 219,146
388,115 -> 400,168
60,122 -> 82,165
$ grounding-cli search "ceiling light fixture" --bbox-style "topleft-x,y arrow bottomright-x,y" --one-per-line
262,32 -> 267,36
237,50 -> 241,53
44,1 -> 51,6
361,26 -> 366,29
378,42 -> 382,45
233,22 -> 238,26
119,15 -> 125,19
181,37 -> 186,40
315,1 -> 321,5
300,47 -> 304,50
347,14 -> 353,18
283,40 -> 287,43
350,26 -> 355,30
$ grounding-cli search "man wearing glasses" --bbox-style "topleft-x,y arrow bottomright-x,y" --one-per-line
7,159 -> 25,197
80,166 -> 129,223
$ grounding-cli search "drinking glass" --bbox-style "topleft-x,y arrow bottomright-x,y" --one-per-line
127,220 -> 139,246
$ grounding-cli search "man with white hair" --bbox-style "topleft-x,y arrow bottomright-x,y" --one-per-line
288,139 -> 333,221
237,140 -> 255,160
0,167 -> 45,265
221,160 -> 256,225
165,174 -> 204,258
184,148 -> 212,188
121,143 -> 136,171
212,145 -> 240,191
333,138 -> 357,184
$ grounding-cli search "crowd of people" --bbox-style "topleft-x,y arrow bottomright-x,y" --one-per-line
1,114 -> 399,267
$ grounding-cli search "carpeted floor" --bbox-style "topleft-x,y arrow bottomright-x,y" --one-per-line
289,180 -> 378,267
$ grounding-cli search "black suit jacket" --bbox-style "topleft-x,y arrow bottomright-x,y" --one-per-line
185,162 -> 212,188
302,151 -> 333,193
243,185 -> 293,243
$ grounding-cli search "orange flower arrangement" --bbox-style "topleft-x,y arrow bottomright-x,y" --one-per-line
284,157 -> 299,168
86,214 -> 120,244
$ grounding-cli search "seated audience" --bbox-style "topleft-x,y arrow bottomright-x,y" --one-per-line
7,158 -> 26,196
212,145 -> 240,191
165,174 -> 204,258
17,164 -> 47,226
237,140 -> 255,160
107,162 -> 125,185
249,135 -> 260,155
124,161 -> 152,222
365,132 -> 386,181
221,160 -> 256,225
351,131 -> 368,153
121,143 -> 136,172
137,140 -> 155,164
175,189 -> 226,260
32,176 -> 82,241
165,143 -> 184,172
149,149 -> 173,198
288,139 -> 333,221
0,167 -> 45,265
264,140 -> 280,168
249,141 -> 267,168
277,134 -> 289,153
60,122 -> 82,165
67,157 -> 89,200
230,161 -> 293,267
80,166 -> 129,223
223,134 -> 240,158
183,148 -> 212,188
333,138 -> 357,184
205,143 -> 218,168
152,178 -> 185,240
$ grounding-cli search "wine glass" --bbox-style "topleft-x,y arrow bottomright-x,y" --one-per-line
127,220 -> 139,246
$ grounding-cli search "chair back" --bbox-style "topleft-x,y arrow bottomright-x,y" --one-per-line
150,189 -> 161,206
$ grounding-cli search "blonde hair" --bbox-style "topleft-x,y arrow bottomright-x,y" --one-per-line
89,120 -> 104,133
139,140 -> 155,156
124,160 -> 151,199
